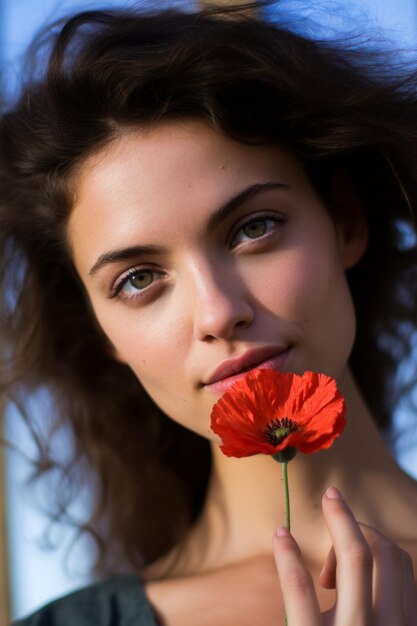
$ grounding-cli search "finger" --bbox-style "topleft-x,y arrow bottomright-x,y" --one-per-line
399,548 -> 417,625
273,526 -> 322,626
319,545 -> 336,589
358,522 -> 404,625
322,487 -> 373,624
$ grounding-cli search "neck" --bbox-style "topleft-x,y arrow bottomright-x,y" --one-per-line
191,367 -> 417,570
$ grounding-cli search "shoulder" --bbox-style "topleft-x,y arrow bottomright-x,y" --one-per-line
11,574 -> 158,626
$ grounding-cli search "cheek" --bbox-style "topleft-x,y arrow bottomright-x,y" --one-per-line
247,245 -> 333,318
288,246 -> 356,373
250,239 -> 356,374
92,302 -> 191,400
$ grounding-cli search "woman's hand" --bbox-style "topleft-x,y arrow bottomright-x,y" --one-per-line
272,486 -> 417,625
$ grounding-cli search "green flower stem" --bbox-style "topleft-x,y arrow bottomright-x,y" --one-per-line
272,450 -> 296,626
283,461 -> 290,532
283,462 -> 290,626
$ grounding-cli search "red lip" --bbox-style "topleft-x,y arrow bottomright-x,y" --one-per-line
202,345 -> 290,387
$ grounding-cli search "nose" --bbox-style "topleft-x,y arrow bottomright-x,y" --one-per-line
188,258 -> 254,342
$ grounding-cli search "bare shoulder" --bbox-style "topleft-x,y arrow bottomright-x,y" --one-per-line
395,475 -> 417,570
391,480 -> 417,586
400,539 -> 417,577
384,468 -> 417,574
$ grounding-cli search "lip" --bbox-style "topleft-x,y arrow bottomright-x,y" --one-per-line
202,345 -> 291,395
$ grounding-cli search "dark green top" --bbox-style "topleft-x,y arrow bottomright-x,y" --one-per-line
12,575 -> 160,626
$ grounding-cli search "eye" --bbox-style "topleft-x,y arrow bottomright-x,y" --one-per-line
231,213 -> 286,247
127,270 -> 154,290
109,268 -> 164,302
242,220 -> 268,238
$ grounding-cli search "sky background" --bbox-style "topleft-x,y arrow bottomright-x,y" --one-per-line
1,0 -> 417,620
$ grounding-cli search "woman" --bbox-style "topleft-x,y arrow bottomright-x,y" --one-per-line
1,2 -> 417,624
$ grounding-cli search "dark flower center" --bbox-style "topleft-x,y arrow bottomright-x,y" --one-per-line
264,417 -> 299,445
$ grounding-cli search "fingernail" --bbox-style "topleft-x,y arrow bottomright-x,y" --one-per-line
276,525 -> 291,538
325,486 -> 344,500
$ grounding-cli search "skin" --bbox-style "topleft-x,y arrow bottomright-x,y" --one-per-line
69,120 -> 360,435
68,120 -> 417,625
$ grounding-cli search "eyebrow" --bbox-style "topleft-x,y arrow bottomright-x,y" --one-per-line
89,244 -> 167,277
88,181 -> 288,277
206,181 -> 288,230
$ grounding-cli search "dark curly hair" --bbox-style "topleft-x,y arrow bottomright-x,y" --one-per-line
1,1 -> 416,578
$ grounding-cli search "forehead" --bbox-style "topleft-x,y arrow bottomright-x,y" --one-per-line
72,120 -> 300,193
67,120 -> 315,271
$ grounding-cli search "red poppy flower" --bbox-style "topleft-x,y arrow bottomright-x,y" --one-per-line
210,369 -> 346,458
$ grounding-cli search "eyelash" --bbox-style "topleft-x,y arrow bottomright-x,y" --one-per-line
230,211 -> 287,247
109,267 -> 165,301
109,211 -> 287,303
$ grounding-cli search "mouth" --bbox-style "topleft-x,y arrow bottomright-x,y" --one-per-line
202,346 -> 291,395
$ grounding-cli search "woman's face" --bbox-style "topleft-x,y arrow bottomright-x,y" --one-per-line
68,120 -> 364,441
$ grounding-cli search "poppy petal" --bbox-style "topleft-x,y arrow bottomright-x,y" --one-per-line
210,369 -> 346,459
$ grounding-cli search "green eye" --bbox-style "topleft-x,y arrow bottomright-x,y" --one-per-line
242,220 -> 267,239
231,214 -> 286,248
129,271 -> 153,289
111,267 -> 165,303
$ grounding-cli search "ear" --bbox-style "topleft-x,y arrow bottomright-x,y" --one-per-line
330,168 -> 369,269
